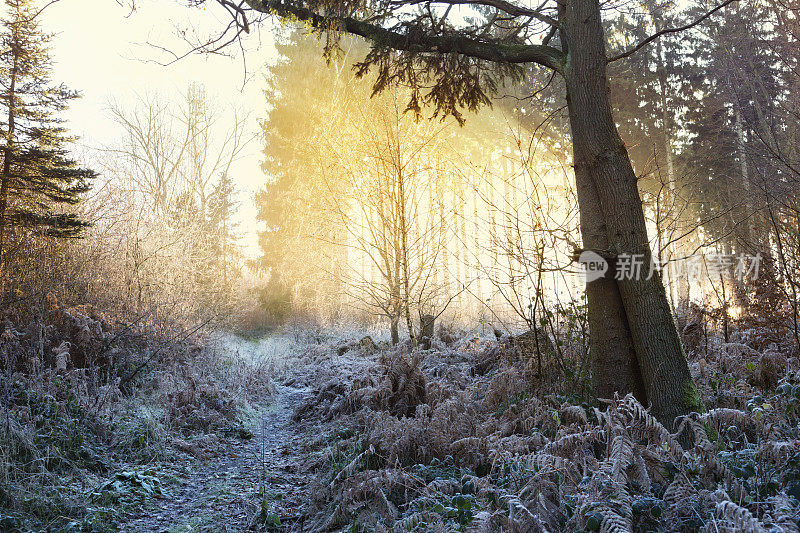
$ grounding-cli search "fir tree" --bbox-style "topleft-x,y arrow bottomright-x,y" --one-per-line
0,0 -> 96,268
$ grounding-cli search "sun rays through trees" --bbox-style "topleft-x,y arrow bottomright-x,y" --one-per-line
3,0 -> 800,529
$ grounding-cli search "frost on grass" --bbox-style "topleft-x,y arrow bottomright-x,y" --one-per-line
0,307 -> 277,529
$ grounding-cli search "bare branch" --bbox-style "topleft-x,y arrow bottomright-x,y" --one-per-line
387,0 -> 559,27
607,0 -> 738,63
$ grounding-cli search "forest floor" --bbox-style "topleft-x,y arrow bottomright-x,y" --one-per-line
110,332 -> 382,532
4,315 -> 800,532
117,385 -> 314,532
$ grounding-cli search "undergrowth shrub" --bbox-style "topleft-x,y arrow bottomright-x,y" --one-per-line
0,301 -> 275,529
295,326 -> 800,532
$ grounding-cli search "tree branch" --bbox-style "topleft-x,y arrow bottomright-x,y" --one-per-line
607,0 -> 738,63
243,0 -> 565,72
387,0 -> 559,28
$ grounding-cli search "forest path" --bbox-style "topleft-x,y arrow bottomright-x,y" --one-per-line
119,384 -> 315,532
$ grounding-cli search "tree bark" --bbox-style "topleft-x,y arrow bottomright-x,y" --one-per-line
420,313 -> 435,349
653,18 -> 686,311
0,41 -> 18,272
577,172 -> 647,403
396,159 -> 416,346
561,0 -> 700,428
390,316 -> 400,344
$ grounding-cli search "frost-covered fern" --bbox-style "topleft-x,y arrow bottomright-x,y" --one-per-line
299,335 -> 800,532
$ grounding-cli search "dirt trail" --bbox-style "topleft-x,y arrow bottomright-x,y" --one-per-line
119,385 -> 314,532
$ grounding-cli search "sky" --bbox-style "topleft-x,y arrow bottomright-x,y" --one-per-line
40,0 -> 280,257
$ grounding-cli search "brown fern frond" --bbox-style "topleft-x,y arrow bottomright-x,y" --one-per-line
391,511 -> 446,532
615,394 -> 683,455
627,447 -> 651,492
609,434 -> 634,481
758,440 -> 800,464
700,408 -> 751,428
543,428 -> 604,458
714,499 -> 762,532
521,452 -> 579,477
699,450 -> 748,503
599,507 -> 632,533
331,444 -> 377,486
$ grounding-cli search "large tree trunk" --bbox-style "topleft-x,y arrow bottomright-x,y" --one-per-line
576,170 -> 647,403
560,0 -> 700,428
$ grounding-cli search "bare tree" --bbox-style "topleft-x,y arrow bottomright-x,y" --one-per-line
92,85 -> 248,324
323,93 -> 446,344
